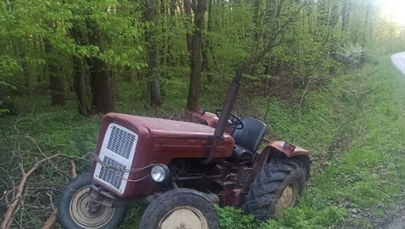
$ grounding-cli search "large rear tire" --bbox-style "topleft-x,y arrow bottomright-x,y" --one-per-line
243,159 -> 306,220
139,188 -> 219,229
57,173 -> 127,229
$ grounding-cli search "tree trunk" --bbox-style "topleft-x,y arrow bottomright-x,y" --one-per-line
144,0 -> 162,106
170,0 -> 176,15
342,0 -> 349,31
202,0 -> 213,82
44,39 -> 65,106
364,2 -> 373,41
49,74 -> 65,106
89,57 -> 115,113
70,19 -> 115,115
184,0 -> 193,54
186,0 -> 207,111
250,0 -> 262,75
73,57 -> 92,115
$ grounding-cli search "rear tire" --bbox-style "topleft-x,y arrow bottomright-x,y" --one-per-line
243,159 -> 306,220
139,188 -> 219,229
57,173 -> 127,229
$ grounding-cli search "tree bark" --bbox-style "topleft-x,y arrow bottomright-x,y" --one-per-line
250,0 -> 262,75
144,0 -> 162,106
89,57 -> 115,113
70,19 -> 115,115
73,57 -> 92,115
49,74 -> 65,106
342,0 -> 349,31
202,0 -> 213,82
186,0 -> 207,111
184,0 -> 193,54
86,20 -> 115,114
364,2 -> 373,40
44,39 -> 66,106
170,0 -> 176,15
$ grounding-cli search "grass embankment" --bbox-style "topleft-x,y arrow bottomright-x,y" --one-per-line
1,55 -> 405,228
249,55 -> 405,229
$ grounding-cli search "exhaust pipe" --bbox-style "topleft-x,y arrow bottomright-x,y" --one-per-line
201,67 -> 244,164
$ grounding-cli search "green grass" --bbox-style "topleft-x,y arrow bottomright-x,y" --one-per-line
248,56 -> 405,228
1,55 -> 405,228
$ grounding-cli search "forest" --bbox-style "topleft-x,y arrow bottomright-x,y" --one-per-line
2,0 -> 403,115
1,0 -> 405,228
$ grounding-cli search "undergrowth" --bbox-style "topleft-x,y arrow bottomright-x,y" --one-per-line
1,55 -> 405,228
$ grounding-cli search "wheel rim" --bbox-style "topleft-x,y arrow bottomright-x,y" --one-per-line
159,206 -> 209,229
274,184 -> 297,214
69,186 -> 116,228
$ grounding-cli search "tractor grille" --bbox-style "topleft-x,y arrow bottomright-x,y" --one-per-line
106,126 -> 135,159
98,156 -> 126,189
94,123 -> 138,194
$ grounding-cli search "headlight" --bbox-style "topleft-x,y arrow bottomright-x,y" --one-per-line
151,164 -> 169,182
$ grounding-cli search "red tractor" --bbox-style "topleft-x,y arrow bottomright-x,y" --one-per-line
57,70 -> 310,229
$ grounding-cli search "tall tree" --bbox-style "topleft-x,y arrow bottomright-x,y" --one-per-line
70,15 -> 115,115
342,0 -> 350,31
44,39 -> 66,106
186,0 -> 208,111
144,0 -> 162,106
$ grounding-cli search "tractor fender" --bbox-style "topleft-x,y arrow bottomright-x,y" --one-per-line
266,140 -> 309,157
265,141 -> 311,180
243,142 -> 311,197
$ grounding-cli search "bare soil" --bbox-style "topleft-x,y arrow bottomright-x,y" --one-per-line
377,203 -> 405,229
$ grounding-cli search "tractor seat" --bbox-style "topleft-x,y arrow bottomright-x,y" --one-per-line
232,117 -> 267,160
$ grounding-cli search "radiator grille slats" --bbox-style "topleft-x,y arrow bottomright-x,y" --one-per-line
95,123 -> 138,194
106,126 -> 135,159
98,157 -> 126,189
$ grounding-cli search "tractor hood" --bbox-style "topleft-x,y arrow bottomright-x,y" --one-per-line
104,112 -> 225,139
93,113 -> 235,197
97,113 -> 235,164
118,114 -> 221,139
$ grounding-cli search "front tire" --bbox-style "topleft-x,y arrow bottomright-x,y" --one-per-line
243,159 -> 306,220
57,173 -> 127,229
139,188 -> 219,229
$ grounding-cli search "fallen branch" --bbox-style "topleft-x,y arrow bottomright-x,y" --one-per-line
298,79 -> 311,120
39,158 -> 77,229
299,79 -> 311,109
41,209 -> 57,229
70,160 -> 77,178
1,154 -> 59,229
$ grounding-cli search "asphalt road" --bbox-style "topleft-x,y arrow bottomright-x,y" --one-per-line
391,52 -> 405,75
386,214 -> 405,229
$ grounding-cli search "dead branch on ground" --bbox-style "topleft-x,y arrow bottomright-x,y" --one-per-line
70,160 -> 77,178
0,154 -> 59,229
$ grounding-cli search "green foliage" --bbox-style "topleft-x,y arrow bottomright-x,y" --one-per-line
0,55 -> 22,80
1,0 -> 405,227
120,205 -> 146,229
217,206 -> 259,229
0,55 -> 20,115
1,0 -> 402,113
208,3 -> 253,74
262,206 -> 347,229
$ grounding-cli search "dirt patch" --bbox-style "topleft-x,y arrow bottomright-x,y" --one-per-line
339,200 -> 405,229
378,204 -> 405,229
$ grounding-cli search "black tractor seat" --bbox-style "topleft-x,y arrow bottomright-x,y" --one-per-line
232,117 -> 267,160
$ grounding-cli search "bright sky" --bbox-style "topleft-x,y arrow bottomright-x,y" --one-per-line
378,0 -> 405,25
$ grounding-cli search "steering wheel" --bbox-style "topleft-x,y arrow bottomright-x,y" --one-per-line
215,109 -> 244,129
